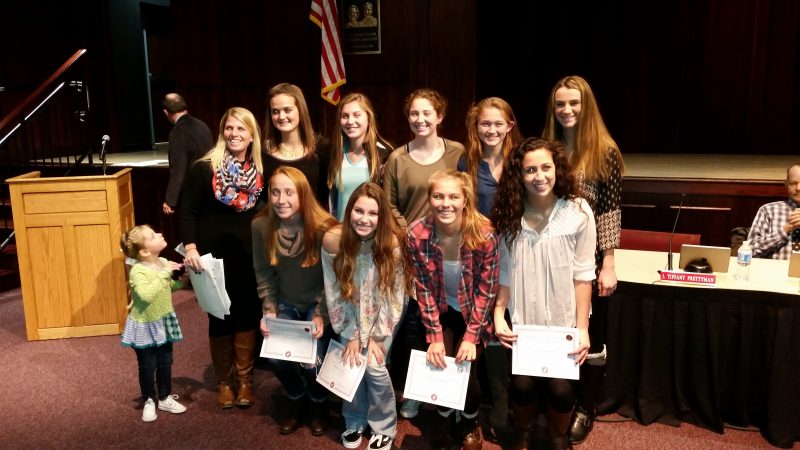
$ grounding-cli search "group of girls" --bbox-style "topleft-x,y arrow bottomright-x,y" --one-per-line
122,74 -> 623,450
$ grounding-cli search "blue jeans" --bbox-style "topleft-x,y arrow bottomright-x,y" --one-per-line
266,299 -> 332,403
134,343 -> 173,401
341,335 -> 397,438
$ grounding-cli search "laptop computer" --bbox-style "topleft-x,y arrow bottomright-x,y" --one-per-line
678,244 -> 732,273
788,251 -> 800,278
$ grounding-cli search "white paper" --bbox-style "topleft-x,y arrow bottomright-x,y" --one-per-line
512,324 -> 580,380
188,253 -> 230,320
315,339 -> 367,402
259,317 -> 318,364
402,349 -> 470,411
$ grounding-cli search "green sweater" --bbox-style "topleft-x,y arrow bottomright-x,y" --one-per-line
128,258 -> 183,323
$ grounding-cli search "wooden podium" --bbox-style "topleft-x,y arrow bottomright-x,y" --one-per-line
7,169 -> 135,341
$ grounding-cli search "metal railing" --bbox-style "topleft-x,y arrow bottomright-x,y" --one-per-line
0,49 -> 93,251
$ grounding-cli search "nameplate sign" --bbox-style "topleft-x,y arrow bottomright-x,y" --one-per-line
658,271 -> 717,285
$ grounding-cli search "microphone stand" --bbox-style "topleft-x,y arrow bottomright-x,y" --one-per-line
667,194 -> 686,270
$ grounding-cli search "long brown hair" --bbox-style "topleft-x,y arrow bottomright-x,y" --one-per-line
464,97 -> 521,189
490,137 -> 577,248
263,83 -> 317,157
428,170 -> 492,250
255,166 -> 336,267
334,182 -> 413,301
328,93 -> 391,189
542,75 -> 624,181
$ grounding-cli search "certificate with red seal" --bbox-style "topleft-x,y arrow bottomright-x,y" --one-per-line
402,350 -> 471,411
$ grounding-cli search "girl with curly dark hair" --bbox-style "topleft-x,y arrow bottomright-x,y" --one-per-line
490,137 -> 597,450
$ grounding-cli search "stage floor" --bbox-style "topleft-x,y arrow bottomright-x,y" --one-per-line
103,149 -> 796,182
622,153 -> 794,181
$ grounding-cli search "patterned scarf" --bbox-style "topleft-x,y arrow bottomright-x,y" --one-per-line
212,151 -> 263,212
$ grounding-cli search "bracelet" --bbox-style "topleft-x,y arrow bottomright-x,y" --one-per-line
184,244 -> 197,252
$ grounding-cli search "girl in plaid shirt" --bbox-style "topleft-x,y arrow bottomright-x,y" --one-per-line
406,170 -> 499,450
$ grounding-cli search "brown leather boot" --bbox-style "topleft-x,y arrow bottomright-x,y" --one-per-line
309,400 -> 330,436
510,403 -> 537,450
279,396 -> 307,435
234,330 -> 256,408
209,335 -> 235,408
462,415 -> 484,450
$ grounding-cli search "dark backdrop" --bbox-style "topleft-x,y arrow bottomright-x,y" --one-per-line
1,0 -> 798,155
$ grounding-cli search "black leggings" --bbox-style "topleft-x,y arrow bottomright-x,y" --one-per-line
437,307 -> 482,415
134,343 -> 174,401
511,374 -> 575,413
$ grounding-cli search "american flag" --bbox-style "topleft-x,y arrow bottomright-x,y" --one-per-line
310,0 -> 347,105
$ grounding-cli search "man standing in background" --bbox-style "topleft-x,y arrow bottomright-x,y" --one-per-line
161,93 -> 214,215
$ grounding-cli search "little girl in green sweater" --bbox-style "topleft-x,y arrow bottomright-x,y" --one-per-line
120,225 -> 187,422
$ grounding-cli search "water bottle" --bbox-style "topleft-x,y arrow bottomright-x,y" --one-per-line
735,240 -> 752,281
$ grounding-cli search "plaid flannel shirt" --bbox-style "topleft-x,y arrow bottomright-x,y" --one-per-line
747,199 -> 800,260
406,216 -> 499,345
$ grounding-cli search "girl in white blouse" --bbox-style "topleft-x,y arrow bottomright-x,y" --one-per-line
490,137 -> 597,450
322,182 -> 412,450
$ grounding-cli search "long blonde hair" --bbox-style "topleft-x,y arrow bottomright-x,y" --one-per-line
334,182 -> 413,301
263,83 -> 317,156
255,166 -> 336,267
428,170 -> 492,250
203,107 -> 263,174
464,97 -> 521,189
542,75 -> 624,181
328,93 -> 391,189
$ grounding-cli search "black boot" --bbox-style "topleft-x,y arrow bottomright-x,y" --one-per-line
431,409 -> 456,450
567,406 -> 595,445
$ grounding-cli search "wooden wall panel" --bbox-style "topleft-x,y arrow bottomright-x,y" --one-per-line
621,178 -> 786,247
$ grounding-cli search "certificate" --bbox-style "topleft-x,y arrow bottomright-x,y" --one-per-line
402,349 -> 470,411
259,317 -> 317,365
315,339 -> 367,402
188,254 -> 231,320
512,324 -> 579,380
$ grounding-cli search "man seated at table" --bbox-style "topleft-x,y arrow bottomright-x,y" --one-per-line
747,164 -> 800,259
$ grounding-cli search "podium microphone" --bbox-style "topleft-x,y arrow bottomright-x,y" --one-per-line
667,193 -> 686,270
100,134 -> 110,175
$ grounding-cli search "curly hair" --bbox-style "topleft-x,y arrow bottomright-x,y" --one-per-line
489,137 -> 576,248
334,182 -> 414,302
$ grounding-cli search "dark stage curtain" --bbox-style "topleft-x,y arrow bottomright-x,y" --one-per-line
601,282 -> 800,448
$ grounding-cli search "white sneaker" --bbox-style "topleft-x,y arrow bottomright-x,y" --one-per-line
341,427 -> 364,449
142,398 -> 157,422
399,399 -> 421,419
368,434 -> 393,450
158,394 -> 187,414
